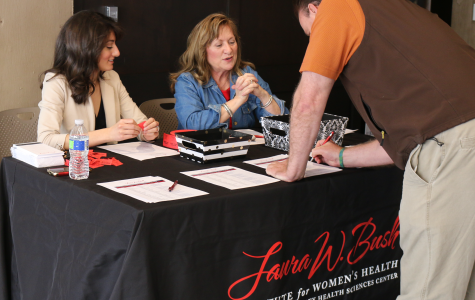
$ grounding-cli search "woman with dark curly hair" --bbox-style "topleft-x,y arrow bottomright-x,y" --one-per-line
38,11 -> 159,149
170,13 -> 288,130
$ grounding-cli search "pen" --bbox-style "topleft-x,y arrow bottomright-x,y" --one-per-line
311,131 -> 334,162
168,180 -> 178,192
322,131 -> 334,146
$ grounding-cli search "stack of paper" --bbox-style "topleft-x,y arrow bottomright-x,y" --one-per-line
11,142 -> 64,168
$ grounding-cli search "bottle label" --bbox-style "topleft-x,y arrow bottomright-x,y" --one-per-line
69,140 -> 89,151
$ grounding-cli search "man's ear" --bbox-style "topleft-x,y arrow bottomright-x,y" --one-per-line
308,3 -> 318,15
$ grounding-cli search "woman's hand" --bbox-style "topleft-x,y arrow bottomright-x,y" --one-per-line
232,73 -> 265,104
141,118 -> 160,142
232,73 -> 280,115
108,119 -> 141,142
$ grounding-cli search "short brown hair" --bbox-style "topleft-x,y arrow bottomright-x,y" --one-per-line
169,13 -> 254,93
293,0 -> 322,17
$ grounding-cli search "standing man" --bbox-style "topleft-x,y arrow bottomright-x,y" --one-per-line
266,0 -> 475,299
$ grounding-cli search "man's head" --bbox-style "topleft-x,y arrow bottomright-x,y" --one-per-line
293,0 -> 321,36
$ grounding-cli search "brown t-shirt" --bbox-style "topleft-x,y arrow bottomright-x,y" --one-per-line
300,0 -> 365,80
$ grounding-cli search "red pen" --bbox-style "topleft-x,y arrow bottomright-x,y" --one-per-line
311,131 -> 334,162
168,180 -> 178,192
254,135 -> 264,138
322,131 -> 334,145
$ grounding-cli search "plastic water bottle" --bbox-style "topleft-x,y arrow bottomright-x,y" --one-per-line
69,119 -> 89,180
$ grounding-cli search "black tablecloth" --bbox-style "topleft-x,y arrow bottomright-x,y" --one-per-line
0,134 -> 404,300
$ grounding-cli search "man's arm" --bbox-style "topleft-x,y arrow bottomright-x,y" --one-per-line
266,71 -> 334,181
266,71 -> 394,182
311,138 -> 394,168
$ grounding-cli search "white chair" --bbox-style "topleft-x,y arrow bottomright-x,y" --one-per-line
0,107 -> 40,161
139,98 -> 178,138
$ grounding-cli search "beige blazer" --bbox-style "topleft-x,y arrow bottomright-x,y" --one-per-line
38,70 -> 147,149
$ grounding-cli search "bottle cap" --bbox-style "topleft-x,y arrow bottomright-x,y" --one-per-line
75,119 -> 84,125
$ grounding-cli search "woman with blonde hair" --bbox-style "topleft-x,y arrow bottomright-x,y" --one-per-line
170,13 -> 288,130
38,11 -> 159,149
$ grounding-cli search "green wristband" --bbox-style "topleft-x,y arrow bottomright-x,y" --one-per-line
339,147 -> 345,168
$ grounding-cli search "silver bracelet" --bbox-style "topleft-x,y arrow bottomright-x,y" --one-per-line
260,95 -> 273,108
222,103 -> 233,117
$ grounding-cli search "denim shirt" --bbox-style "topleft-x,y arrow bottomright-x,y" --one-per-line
174,66 -> 288,130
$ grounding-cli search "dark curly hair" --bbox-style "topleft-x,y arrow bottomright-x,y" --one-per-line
41,11 -> 123,105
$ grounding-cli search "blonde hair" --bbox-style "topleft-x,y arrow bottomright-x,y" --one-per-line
169,13 -> 255,93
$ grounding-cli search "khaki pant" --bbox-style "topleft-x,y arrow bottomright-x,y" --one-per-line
398,118 -> 475,300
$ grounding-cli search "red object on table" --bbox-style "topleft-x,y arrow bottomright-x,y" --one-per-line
65,149 -> 123,169
163,130 -> 196,150
168,180 -> 178,192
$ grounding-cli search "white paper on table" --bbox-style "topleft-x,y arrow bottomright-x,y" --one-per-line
243,154 -> 289,168
234,129 -> 265,145
181,166 -> 279,190
345,129 -> 358,134
98,142 -> 178,161
244,154 -> 341,178
303,161 -> 342,177
97,176 -> 208,203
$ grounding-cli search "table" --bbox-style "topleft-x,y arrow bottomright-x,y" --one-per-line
0,134 -> 404,300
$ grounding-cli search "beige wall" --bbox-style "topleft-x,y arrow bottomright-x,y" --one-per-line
453,0 -> 475,48
0,0 -> 72,112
